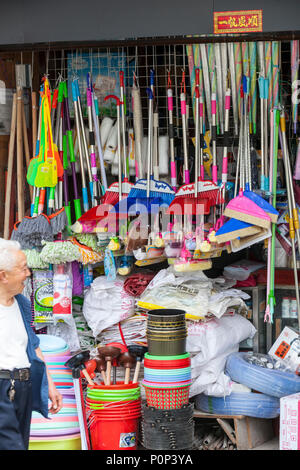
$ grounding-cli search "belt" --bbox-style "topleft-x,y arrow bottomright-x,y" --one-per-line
0,368 -> 31,381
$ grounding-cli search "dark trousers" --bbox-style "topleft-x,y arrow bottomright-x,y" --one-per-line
0,378 -> 32,450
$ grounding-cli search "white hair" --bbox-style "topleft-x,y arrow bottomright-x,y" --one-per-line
0,238 -> 21,271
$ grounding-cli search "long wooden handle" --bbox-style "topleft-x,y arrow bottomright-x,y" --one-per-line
81,368 -> 94,386
106,361 -> 112,385
101,370 -> 108,385
4,93 -> 17,239
133,361 -> 141,384
124,367 -> 131,385
32,91 -> 37,153
16,88 -> 24,220
21,98 -> 33,200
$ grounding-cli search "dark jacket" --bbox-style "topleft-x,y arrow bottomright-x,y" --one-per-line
15,294 -> 49,418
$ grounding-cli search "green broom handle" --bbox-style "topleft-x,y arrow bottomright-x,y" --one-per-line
63,81 -> 82,220
268,108 -> 280,316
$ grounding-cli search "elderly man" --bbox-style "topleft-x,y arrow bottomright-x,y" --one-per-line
0,238 -> 63,450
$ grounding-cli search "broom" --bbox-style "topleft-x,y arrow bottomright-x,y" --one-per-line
223,89 -> 272,232
63,81 -> 82,220
241,76 -> 279,223
72,80 -> 90,213
167,89 -> 224,218
167,73 -> 177,191
127,71 -> 175,207
102,94 -> 133,204
279,111 -> 300,326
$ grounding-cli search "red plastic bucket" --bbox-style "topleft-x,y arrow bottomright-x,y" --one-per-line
89,411 -> 141,450
88,381 -> 139,391
86,399 -> 141,413
144,358 -> 191,369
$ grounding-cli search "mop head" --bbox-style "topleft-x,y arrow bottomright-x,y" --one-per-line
70,237 -> 105,265
40,240 -> 80,264
49,208 -> 68,234
215,218 -> 262,243
224,190 -> 271,229
75,233 -> 103,253
22,249 -> 50,269
11,215 -> 54,249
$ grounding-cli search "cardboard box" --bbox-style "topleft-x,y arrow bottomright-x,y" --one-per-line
280,393 -> 300,450
268,326 -> 300,374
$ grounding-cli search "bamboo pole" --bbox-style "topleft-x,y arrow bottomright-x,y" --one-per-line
4,93 -> 17,239
16,87 -> 24,220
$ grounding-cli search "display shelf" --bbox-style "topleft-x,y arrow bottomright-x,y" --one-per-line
239,286 -> 267,353
193,410 -> 275,450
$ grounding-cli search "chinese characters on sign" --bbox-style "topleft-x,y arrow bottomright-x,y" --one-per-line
214,10 -> 263,34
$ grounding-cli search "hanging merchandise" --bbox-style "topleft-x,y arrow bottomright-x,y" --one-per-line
132,74 -> 144,180
52,263 -> 73,324
291,40 -> 299,135
40,240 -> 80,264
128,70 -> 175,207
32,269 -> 53,324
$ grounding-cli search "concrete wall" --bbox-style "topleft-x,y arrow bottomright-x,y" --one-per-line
1,0 -> 300,46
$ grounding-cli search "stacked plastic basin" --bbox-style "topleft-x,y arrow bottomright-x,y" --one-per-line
86,382 -> 141,450
141,309 -> 194,450
29,335 -> 81,451
142,309 -> 192,409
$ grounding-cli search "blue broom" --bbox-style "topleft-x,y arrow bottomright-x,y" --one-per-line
127,72 -> 175,207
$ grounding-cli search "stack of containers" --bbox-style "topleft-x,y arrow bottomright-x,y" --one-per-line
29,335 -> 81,451
141,309 -> 194,450
86,382 -> 142,450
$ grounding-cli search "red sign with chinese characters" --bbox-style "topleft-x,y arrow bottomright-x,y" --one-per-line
214,10 -> 263,34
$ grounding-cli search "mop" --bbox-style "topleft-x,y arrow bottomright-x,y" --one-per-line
259,42 -> 270,191
228,42 -> 239,136
102,94 -> 133,204
214,42 -> 224,134
86,73 -> 101,197
167,74 -> 177,191
291,40 -> 299,134
264,108 -> 275,324
242,76 -> 279,223
132,74 -> 144,180
62,81 -> 82,220
279,111 -> 300,327
90,79 -> 108,193
200,44 -> 211,128
72,81 -> 90,213
265,108 -> 280,324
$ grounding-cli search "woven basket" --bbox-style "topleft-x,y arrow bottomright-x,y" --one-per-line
143,385 -> 190,409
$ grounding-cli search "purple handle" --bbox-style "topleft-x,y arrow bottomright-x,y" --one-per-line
167,89 -> 173,111
184,169 -> 190,184
87,88 -> 92,107
212,165 -> 218,184
211,95 -> 217,115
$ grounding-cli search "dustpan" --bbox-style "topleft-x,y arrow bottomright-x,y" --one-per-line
34,92 -> 58,188
224,188 -> 271,229
240,76 -> 279,224
215,218 -> 262,243
231,226 -> 272,252
27,92 -> 46,186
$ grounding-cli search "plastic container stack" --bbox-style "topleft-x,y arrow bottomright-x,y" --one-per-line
141,309 -> 194,450
29,335 -> 81,450
86,382 -> 142,450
